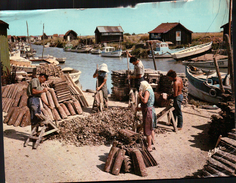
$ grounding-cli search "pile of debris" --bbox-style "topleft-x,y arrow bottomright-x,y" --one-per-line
200,129 -> 236,178
51,107 -> 141,146
208,95 -> 235,144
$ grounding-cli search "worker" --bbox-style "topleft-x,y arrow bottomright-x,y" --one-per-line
93,63 -> 109,108
27,73 -> 51,130
167,70 -> 184,130
136,80 -> 156,152
126,50 -> 144,91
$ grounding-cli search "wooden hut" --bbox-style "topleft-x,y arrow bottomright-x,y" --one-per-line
64,30 -> 77,41
0,20 -> 10,80
148,22 -> 192,46
220,22 -> 232,41
41,33 -> 48,40
94,26 -> 124,44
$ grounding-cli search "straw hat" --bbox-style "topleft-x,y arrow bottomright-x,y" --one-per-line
99,63 -> 109,73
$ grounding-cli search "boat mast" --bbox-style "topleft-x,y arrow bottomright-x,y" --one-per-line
42,23 -> 45,58
26,21 -> 33,59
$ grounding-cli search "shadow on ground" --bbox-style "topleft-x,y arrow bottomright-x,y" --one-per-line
3,129 -> 29,142
189,122 -> 215,151
97,153 -> 108,171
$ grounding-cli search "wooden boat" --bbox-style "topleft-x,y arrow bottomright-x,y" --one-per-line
171,42 -> 212,60
62,67 -> 81,83
63,43 -> 73,52
101,46 -> 122,57
148,42 -> 184,58
56,57 -> 66,64
77,45 -> 92,53
185,66 -> 231,104
182,58 -> 228,68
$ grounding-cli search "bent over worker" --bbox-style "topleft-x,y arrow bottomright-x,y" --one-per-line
126,51 -> 144,91
167,70 -> 184,130
137,81 -> 157,152
93,63 -> 109,108
27,73 -> 51,130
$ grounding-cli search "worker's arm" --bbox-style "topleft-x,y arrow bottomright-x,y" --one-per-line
32,87 -> 47,95
139,90 -> 150,104
97,78 -> 107,91
130,74 -> 142,79
93,69 -> 98,78
126,50 -> 132,58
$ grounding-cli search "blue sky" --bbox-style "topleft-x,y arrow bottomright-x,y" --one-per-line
0,0 -> 229,36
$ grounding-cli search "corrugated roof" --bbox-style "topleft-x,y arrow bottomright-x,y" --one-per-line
96,26 -> 124,33
148,22 -> 192,34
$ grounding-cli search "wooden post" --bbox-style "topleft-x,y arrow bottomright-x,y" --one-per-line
213,56 -> 225,93
149,42 -> 157,70
228,0 -> 232,41
225,34 -> 234,97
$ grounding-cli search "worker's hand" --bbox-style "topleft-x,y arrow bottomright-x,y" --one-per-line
96,87 -> 100,91
43,87 -> 48,92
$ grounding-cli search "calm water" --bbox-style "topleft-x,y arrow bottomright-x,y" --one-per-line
31,44 -> 186,91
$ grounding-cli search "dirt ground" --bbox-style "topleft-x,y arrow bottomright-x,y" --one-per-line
3,92 -> 221,183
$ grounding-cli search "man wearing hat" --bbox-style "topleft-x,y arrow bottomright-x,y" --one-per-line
126,51 -> 145,91
93,63 -> 109,107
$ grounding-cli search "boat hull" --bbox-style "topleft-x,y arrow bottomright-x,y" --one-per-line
182,59 -> 228,68
172,42 -> 212,60
101,50 -> 122,57
185,66 -> 224,104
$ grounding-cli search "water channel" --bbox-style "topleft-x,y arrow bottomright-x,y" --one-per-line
31,44 -> 188,92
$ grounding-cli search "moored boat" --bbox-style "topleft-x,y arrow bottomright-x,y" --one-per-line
171,42 -> 212,60
148,42 -> 184,59
90,48 -> 101,54
101,46 -> 122,57
56,57 -> 66,64
185,65 -> 231,104
182,58 -> 228,68
62,67 -> 81,83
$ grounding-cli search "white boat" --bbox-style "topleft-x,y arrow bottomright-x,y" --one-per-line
90,48 -> 102,54
30,55 -> 59,65
56,57 -> 66,64
185,65 -> 231,104
182,58 -> 228,68
10,51 -> 37,73
101,46 -> 122,57
44,42 -> 50,48
171,42 -> 212,60
62,67 -> 81,83
148,42 -> 184,59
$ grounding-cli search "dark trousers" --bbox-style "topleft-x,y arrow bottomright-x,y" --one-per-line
28,96 -> 41,126
172,94 -> 183,128
135,77 -> 144,91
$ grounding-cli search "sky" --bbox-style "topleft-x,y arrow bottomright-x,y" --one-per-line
0,0 -> 230,36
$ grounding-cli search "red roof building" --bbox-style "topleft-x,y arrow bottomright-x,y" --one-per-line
148,22 -> 192,45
